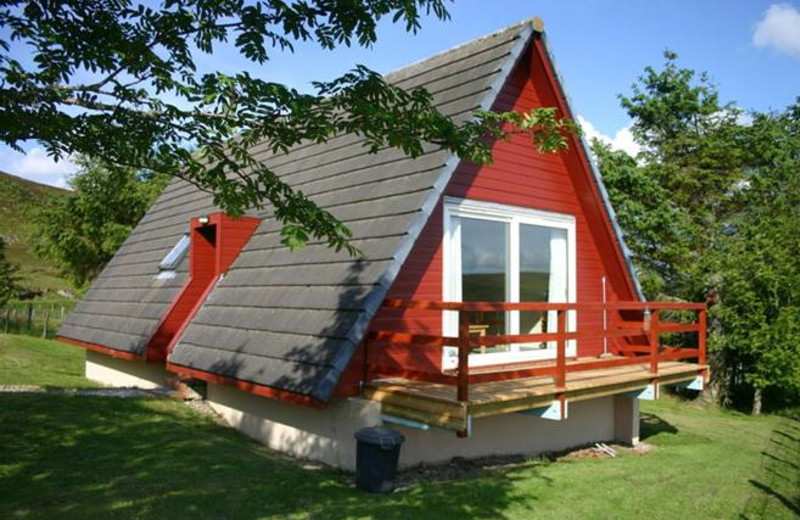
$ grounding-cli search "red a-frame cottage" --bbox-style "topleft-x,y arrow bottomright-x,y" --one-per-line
59,18 -> 707,469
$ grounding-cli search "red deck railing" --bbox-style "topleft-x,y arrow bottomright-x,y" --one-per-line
364,299 -> 707,405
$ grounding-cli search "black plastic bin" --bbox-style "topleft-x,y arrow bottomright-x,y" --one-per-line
354,426 -> 405,493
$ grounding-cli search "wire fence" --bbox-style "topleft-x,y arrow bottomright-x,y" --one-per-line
1,300 -> 76,339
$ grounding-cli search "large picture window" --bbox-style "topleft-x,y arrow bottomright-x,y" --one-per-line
443,198 -> 576,368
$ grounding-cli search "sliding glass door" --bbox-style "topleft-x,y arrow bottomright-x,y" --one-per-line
443,198 -> 576,368
518,223 -> 568,351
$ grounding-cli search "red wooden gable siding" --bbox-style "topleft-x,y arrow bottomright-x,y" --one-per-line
334,38 -> 635,395
146,213 -> 260,362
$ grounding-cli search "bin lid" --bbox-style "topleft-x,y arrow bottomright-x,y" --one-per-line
355,426 -> 405,449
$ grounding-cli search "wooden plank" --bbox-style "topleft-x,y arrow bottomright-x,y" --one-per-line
365,385 -> 463,408
567,380 -> 651,403
365,386 -> 465,413
470,393 -> 559,418
364,359 -> 707,424
380,403 -> 467,432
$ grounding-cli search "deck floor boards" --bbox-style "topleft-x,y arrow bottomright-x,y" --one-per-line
365,357 -> 706,432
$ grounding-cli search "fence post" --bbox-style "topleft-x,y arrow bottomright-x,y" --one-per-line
42,306 -> 50,339
698,308 -> 707,366
26,303 -> 33,331
556,309 -> 567,389
648,310 -> 660,375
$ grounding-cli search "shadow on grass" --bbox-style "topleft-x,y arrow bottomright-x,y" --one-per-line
0,394 -> 536,520
746,481 -> 800,517
639,412 -> 678,441
739,419 -> 800,520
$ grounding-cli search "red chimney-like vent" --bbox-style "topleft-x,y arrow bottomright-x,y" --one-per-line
146,212 -> 260,362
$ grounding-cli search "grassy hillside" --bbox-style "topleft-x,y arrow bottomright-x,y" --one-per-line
0,171 -> 75,295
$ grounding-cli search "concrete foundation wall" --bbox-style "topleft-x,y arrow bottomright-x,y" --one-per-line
397,398 -> 617,467
85,350 -> 168,389
207,383 -> 641,470
82,354 -> 641,470
206,383 -> 381,470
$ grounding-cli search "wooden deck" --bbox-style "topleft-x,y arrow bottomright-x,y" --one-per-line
364,358 -> 706,433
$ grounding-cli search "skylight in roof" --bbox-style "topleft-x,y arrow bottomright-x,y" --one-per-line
159,234 -> 190,270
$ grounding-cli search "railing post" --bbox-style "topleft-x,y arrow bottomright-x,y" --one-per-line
457,310 -> 470,403
556,309 -> 566,389
648,310 -> 660,375
698,308 -> 707,366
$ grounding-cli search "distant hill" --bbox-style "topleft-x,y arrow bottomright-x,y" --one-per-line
0,171 -> 75,296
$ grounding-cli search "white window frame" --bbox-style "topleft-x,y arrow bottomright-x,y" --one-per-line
442,197 -> 577,369
159,233 -> 191,271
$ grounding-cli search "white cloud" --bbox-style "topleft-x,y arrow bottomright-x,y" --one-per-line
577,116 -> 641,158
1,146 -> 77,188
753,3 -> 800,57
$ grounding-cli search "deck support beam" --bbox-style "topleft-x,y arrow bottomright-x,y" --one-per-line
667,375 -> 704,391
516,398 -> 568,420
624,383 -> 658,401
381,414 -> 431,431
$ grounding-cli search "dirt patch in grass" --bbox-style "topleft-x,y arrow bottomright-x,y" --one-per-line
394,454 -> 534,488
560,442 -> 656,460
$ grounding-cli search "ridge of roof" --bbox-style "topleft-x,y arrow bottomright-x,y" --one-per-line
383,17 -> 541,83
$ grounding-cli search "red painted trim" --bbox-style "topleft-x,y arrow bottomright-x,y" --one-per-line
364,298 -> 705,393
166,362 -> 327,409
165,275 -> 219,357
146,212 -> 261,362
58,336 -> 143,362
145,278 -> 191,363
382,298 -> 706,311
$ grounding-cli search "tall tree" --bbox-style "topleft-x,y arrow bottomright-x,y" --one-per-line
602,50 -> 800,412
618,52 -> 746,299
708,103 -> 800,413
35,157 -> 168,287
1,1 -> 573,253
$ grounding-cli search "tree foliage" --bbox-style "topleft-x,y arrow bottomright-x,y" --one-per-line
599,51 -> 800,411
35,157 -> 168,287
592,140 -> 691,297
0,236 -> 19,306
708,105 -> 800,409
1,0 -> 575,253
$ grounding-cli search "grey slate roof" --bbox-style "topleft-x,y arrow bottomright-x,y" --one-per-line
61,18 -> 643,402
59,180 -> 218,355
60,20 -> 531,386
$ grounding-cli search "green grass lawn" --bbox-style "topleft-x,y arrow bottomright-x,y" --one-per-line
0,335 -> 798,519
0,334 -> 95,388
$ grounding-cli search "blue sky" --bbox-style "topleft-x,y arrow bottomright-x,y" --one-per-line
3,0 -> 800,187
